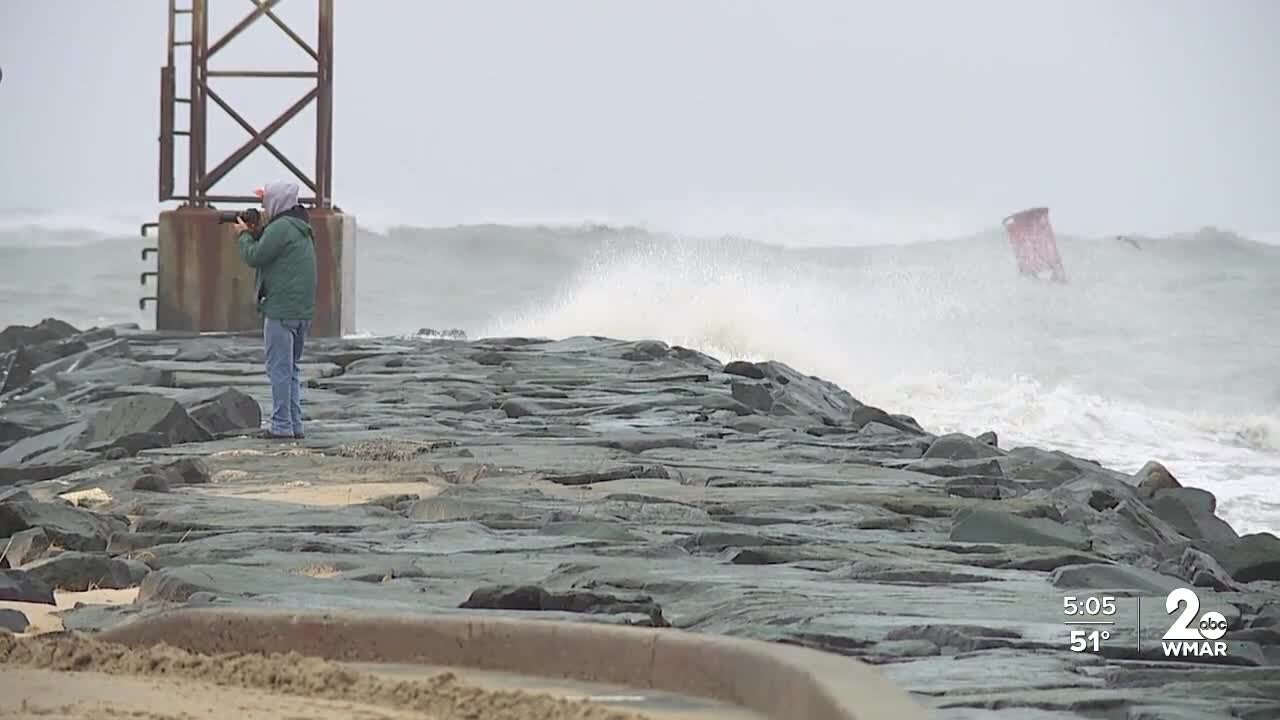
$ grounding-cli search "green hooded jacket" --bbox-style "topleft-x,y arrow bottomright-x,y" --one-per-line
237,211 -> 317,321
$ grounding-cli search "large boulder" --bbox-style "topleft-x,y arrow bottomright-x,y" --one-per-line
21,551 -> 151,591
923,433 -> 1004,461
1203,533 -> 1280,583
85,394 -> 211,448
722,361 -> 863,427
0,318 -> 80,354
181,388 -> 262,435
0,500 -> 128,552
0,568 -> 55,604
1147,487 -> 1238,545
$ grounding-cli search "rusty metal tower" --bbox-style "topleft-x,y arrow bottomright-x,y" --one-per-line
140,0 -> 356,336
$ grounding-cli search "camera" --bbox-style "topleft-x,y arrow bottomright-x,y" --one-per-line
217,208 -> 261,226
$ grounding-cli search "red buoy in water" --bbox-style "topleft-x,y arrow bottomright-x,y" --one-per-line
1002,207 -> 1067,283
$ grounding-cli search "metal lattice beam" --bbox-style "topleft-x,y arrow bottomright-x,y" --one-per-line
159,0 -> 334,207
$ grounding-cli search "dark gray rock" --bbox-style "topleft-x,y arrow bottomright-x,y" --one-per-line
0,418 -> 38,448
85,394 -> 211,447
950,508 -> 1090,550
1205,533 -> 1280,583
1046,474 -> 1189,561
1050,563 -> 1186,594
460,583 -> 668,626
0,568 -> 55,604
0,488 -> 32,503
0,420 -> 91,469
21,551 -> 151,591
730,381 -> 774,413
1149,487 -> 1239,544
907,457 -> 1004,478
850,405 -> 927,435
84,431 -> 171,458
0,318 -> 80,354
0,607 -> 29,632
0,500 -> 128,552
1169,546 -> 1240,591
2,527 -> 52,567
923,433 -> 1004,461
180,387 -> 262,435
0,448 -> 101,486
723,360 -> 766,380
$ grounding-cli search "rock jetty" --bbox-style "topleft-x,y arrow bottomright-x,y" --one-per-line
1,318 -> 1278,719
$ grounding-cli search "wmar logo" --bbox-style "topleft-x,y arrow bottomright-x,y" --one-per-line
1161,587 -> 1229,658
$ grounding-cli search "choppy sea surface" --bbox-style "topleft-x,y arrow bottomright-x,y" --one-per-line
2,214 -> 1277,536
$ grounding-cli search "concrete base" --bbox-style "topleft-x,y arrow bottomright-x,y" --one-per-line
156,207 -> 260,333
153,207 -> 356,337
309,208 -> 357,337
97,608 -> 927,720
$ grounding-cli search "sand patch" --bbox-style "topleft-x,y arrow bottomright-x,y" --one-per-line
0,588 -> 138,635
195,480 -> 443,506
1,668 -> 426,719
0,633 -> 647,720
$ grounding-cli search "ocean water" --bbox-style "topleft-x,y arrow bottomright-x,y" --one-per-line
1,215 -> 1277,536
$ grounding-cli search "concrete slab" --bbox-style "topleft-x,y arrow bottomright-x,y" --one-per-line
96,607 -> 928,720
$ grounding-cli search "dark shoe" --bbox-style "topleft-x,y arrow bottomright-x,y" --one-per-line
260,430 -> 295,440
294,433 -> 306,440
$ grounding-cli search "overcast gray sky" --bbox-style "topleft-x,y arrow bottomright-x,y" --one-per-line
1,1 -> 1277,243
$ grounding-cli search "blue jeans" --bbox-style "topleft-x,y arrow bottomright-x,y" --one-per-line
264,317 -> 311,436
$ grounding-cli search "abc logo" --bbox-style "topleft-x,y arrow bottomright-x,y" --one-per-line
1163,587 -> 1228,641
1197,611 -> 1229,639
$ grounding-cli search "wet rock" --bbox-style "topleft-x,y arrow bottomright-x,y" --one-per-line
0,568 -> 55,604
2,527 -> 53,566
0,608 -> 29,632
0,500 -> 127,552
949,508 -> 1090,550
